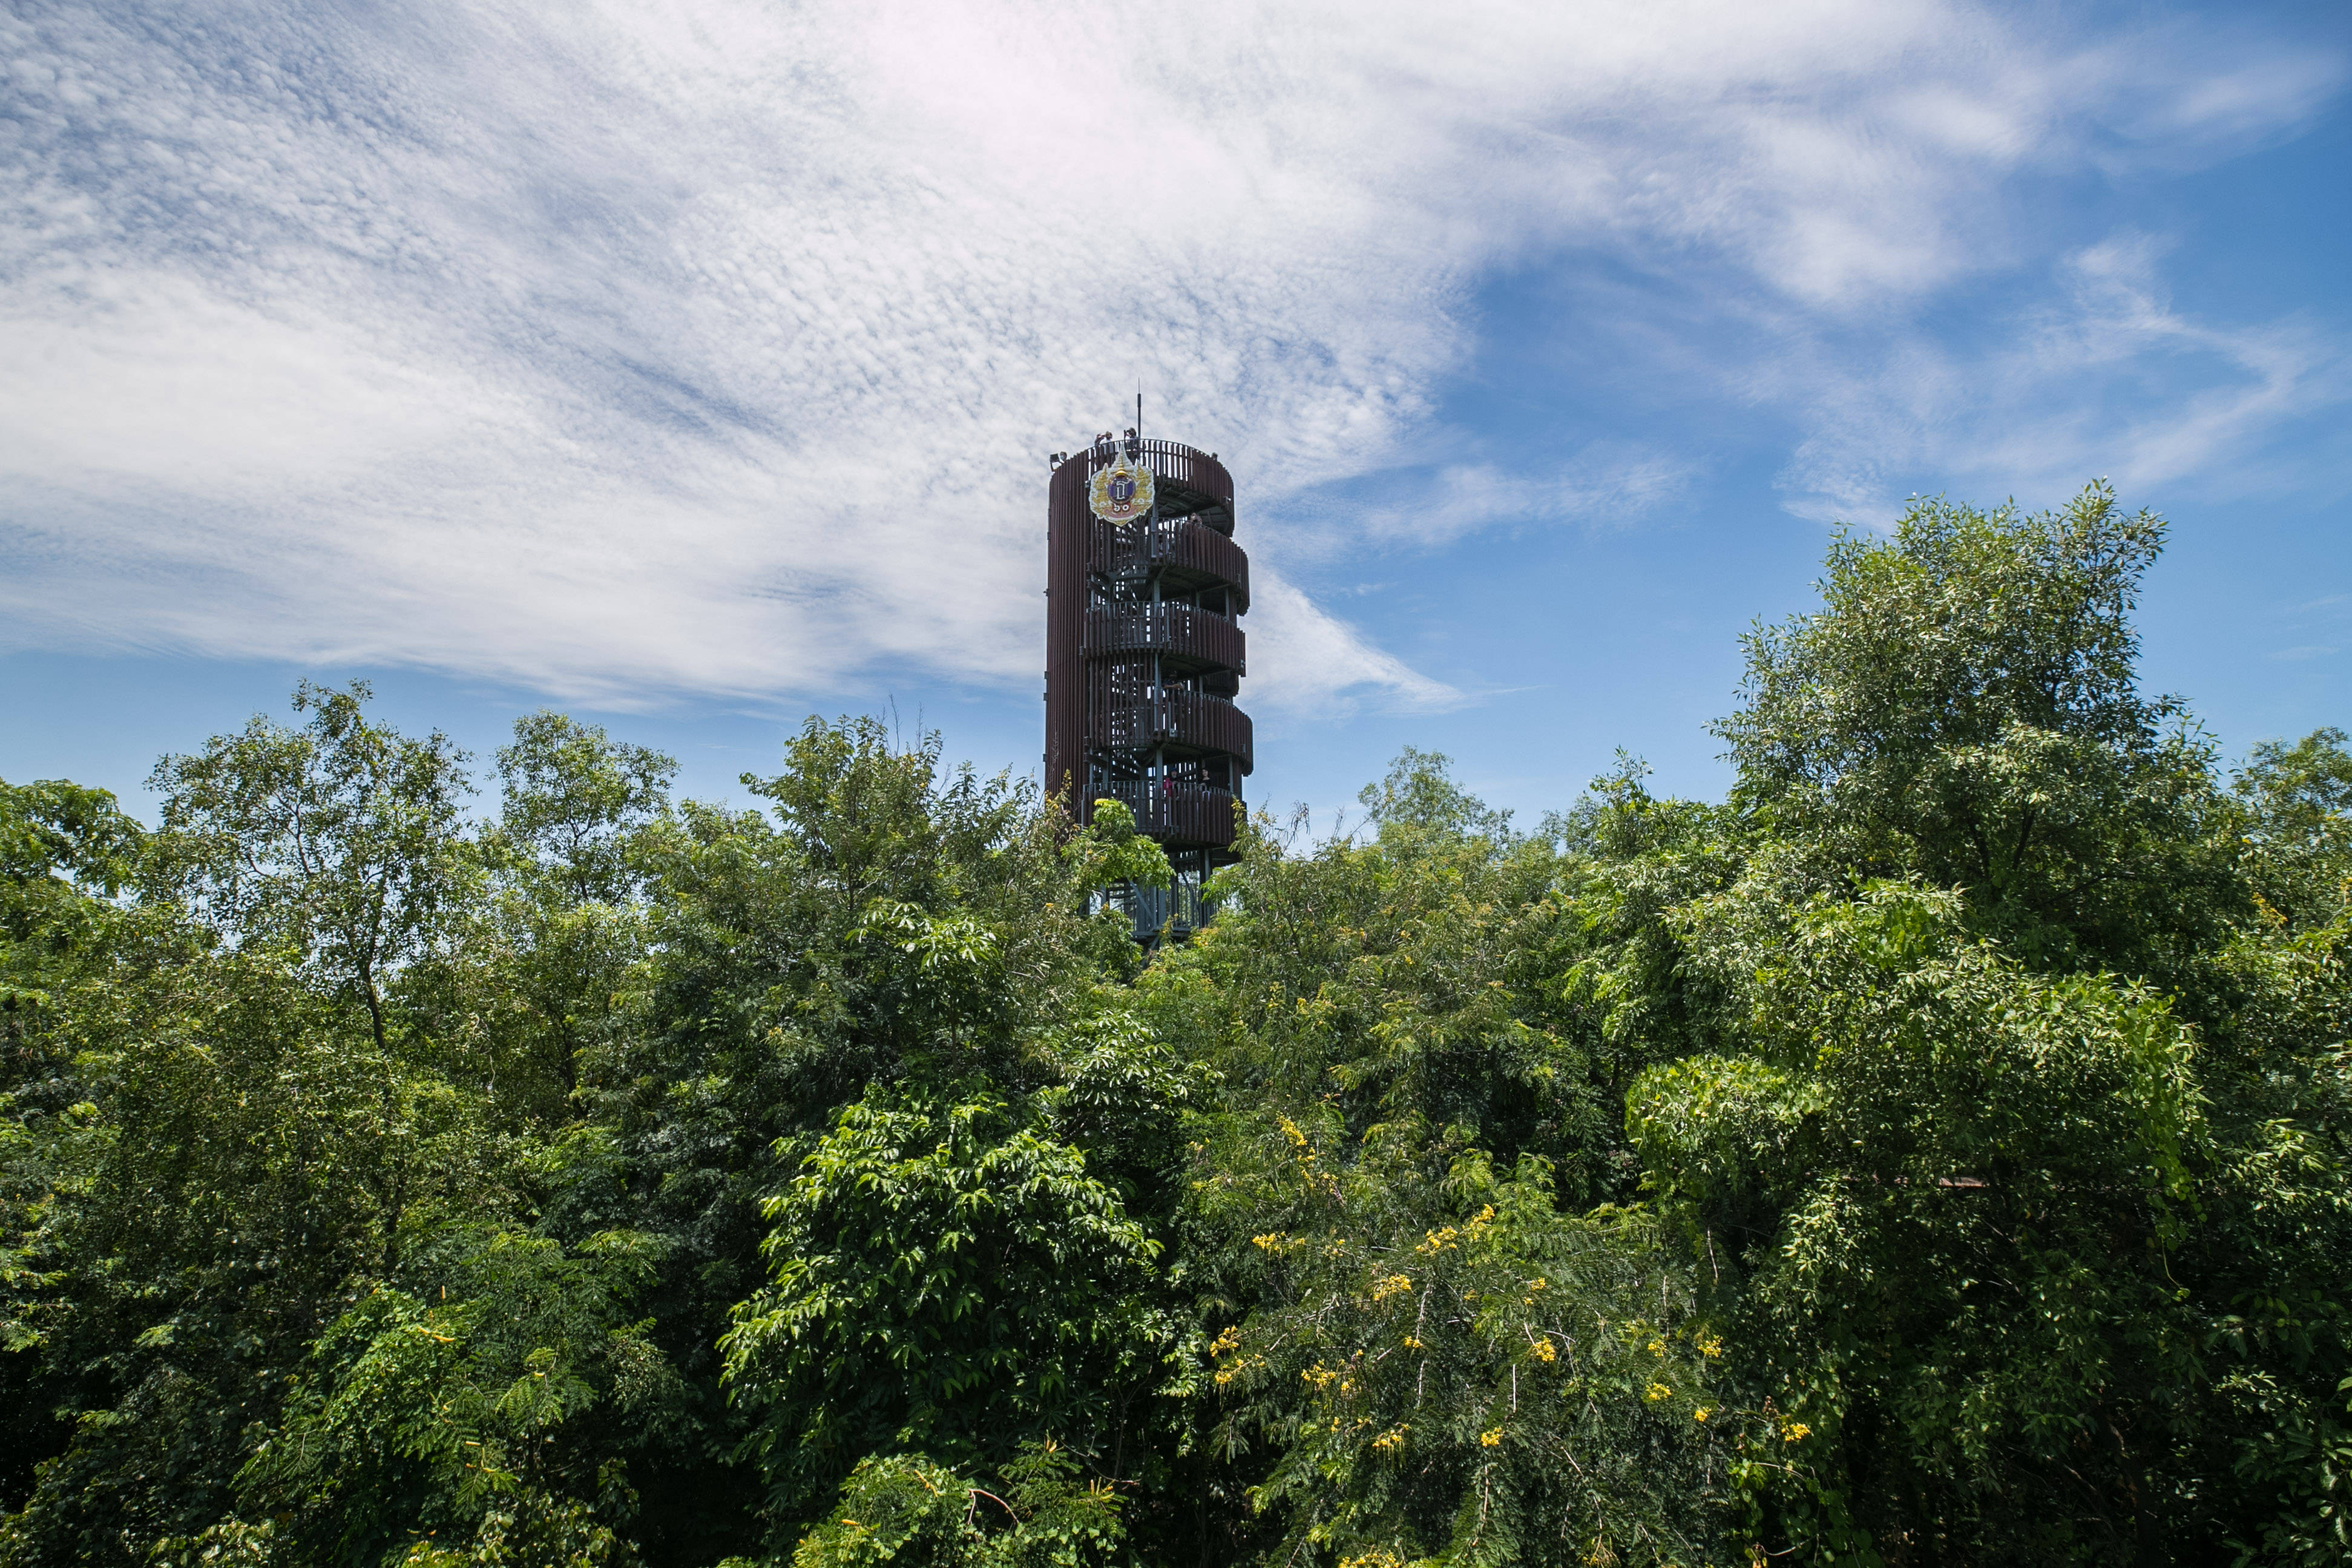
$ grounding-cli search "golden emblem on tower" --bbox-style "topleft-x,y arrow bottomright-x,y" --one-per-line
1088,450 -> 1154,524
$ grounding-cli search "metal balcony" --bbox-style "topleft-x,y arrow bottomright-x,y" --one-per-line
1099,779 -> 1240,850
1083,604 -> 1245,677
1084,686 -> 1253,773
1090,516 -> 1249,611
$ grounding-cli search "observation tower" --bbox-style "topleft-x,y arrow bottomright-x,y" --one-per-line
1045,425 -> 1251,939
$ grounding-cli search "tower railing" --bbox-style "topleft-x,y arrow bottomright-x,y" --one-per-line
1099,780 -> 1240,849
1085,438 -> 1233,525
1090,517 -> 1250,609
1083,683 -> 1254,771
1084,605 -> 1246,674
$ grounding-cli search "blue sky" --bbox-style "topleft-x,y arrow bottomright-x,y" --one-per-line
2,0 -> 2346,830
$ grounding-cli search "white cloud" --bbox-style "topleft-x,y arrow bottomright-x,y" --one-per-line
1269,442 -> 1697,558
1777,230 -> 2350,523
1246,572 -> 1462,719
0,0 -> 2340,710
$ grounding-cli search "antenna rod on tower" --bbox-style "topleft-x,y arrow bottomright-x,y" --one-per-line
1137,390 -> 1143,442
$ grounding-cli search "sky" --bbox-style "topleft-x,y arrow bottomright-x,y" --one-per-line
2,0 -> 2347,832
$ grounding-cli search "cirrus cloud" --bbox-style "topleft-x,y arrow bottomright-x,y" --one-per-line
0,0 -> 2339,713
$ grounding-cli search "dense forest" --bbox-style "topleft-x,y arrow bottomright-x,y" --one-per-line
4,484 -> 2350,1567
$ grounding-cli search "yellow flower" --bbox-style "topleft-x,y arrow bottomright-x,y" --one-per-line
1529,1338 -> 1557,1363
1697,1335 -> 1723,1359
1371,1273 -> 1414,1302
1209,1326 -> 1240,1357
1781,1422 -> 1811,1443
1480,1428 -> 1503,1447
1371,1424 -> 1409,1452
1402,1335 -> 1423,1350
1693,1408 -> 1710,1423
1212,1353 -> 1265,1388
1644,1382 -> 1671,1403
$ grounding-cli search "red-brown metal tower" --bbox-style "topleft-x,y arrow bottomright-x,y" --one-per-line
1045,427 -> 1250,936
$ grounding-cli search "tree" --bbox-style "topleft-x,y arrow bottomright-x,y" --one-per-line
2,689 -> 505,1567
2235,727 -> 2352,930
1635,485 -> 2352,1564
722,1091 -> 1168,1532
171,1226 -> 671,1568
1633,884 -> 2206,1561
0,780 -> 149,1525
150,680 -> 475,1065
1142,753 -> 1738,1566
1714,483 -> 2239,982
496,712 -> 677,905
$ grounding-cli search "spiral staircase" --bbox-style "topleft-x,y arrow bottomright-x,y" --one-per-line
1045,430 -> 1250,940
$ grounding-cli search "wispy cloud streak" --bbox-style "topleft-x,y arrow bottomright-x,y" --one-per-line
0,0 -> 2339,709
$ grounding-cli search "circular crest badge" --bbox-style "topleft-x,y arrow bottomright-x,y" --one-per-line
1088,452 -> 1154,525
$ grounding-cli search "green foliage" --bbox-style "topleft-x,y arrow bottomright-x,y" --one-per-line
183,1227 -> 668,1566
781,1438 -> 1129,1568
723,1091 -> 1168,1524
787,1443 -> 1127,1568
1205,1137 -> 1727,1567
1715,484 -> 2239,982
2235,727 -> 2352,930
1081,801 -> 1172,891
2,481 -> 2347,1568
496,712 -> 678,904
791,1453 -> 979,1568
1138,749 -> 1748,1566
147,680 -> 477,1053
1634,883 -> 2209,1559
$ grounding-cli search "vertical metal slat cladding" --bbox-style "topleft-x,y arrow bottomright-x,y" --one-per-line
1044,457 -> 1092,804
